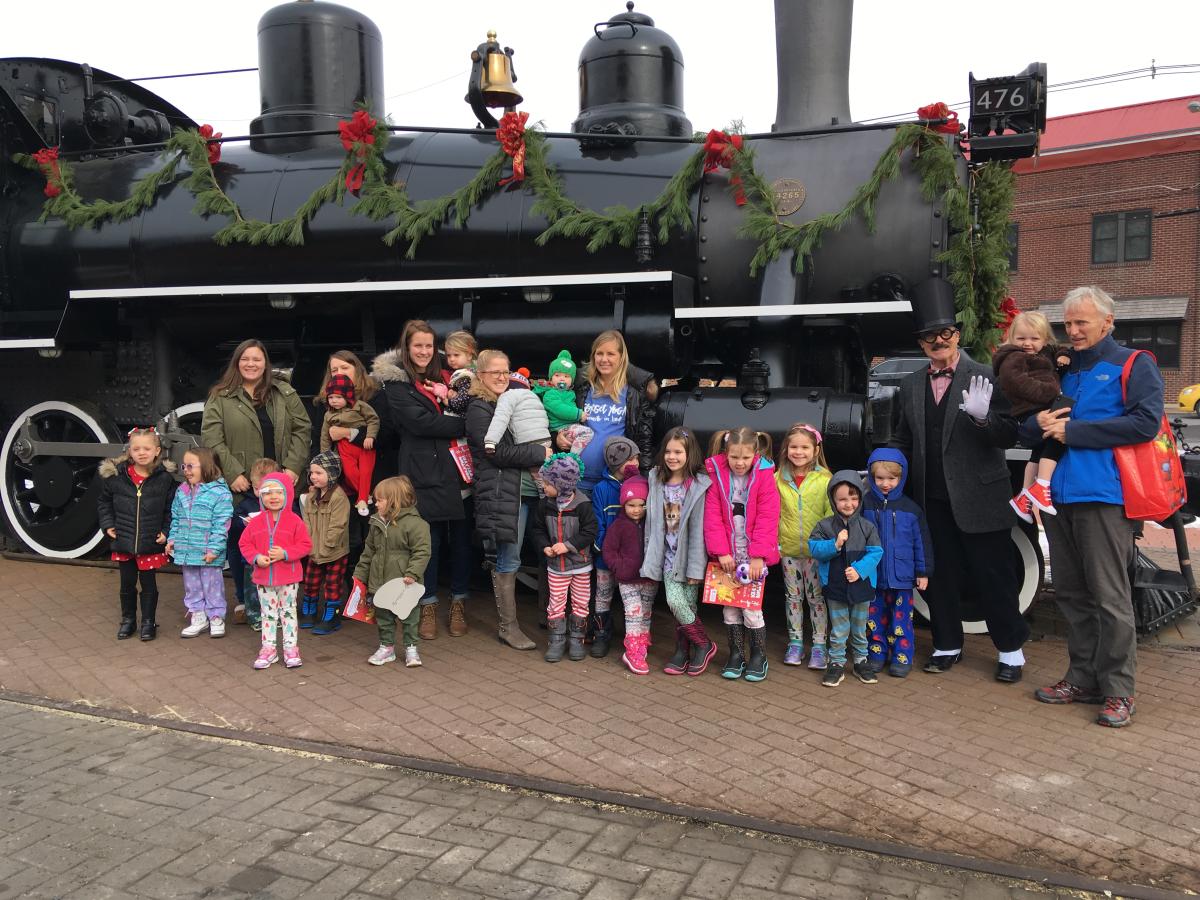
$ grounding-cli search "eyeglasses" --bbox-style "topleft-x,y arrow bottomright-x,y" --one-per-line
918,327 -> 958,344
181,463 -> 199,471
480,369 -> 511,377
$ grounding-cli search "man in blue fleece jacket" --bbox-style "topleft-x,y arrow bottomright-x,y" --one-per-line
1023,286 -> 1163,728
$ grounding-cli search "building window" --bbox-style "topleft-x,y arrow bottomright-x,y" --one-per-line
1007,223 -> 1019,271
1112,320 -> 1180,368
1092,210 -> 1151,264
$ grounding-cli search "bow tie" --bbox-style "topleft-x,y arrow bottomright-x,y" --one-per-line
929,368 -> 954,379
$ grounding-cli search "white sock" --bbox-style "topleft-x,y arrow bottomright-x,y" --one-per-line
932,648 -> 960,657
1036,478 -> 1050,487
998,649 -> 1025,666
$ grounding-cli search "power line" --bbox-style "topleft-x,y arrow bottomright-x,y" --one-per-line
97,67 -> 258,84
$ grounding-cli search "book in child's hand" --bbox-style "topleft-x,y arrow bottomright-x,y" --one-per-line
701,562 -> 765,611
343,578 -> 375,624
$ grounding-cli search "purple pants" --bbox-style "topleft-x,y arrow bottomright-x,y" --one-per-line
182,565 -> 226,619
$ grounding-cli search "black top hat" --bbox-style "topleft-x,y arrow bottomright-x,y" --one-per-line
910,277 -> 961,335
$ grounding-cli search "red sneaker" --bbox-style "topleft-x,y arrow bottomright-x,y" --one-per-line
1026,481 -> 1056,515
1034,679 -> 1102,704
1009,490 -> 1034,524
1097,697 -> 1135,727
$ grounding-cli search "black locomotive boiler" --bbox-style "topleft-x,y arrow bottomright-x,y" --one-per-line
0,0 -> 1043,627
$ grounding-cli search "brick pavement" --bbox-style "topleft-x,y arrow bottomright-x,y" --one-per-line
1,558 -> 1199,893
0,700 -> 1128,899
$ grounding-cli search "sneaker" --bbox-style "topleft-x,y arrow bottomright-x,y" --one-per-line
1009,490 -> 1035,524
283,646 -> 302,668
783,643 -> 804,666
356,501 -> 370,517
853,660 -> 878,684
821,663 -> 845,687
368,645 -> 396,666
249,619 -> 262,632
232,604 -> 246,624
404,646 -> 422,668
807,645 -> 827,670
1034,679 -> 1103,705
253,647 -> 278,670
1097,697 -> 1135,727
209,617 -> 226,638
181,611 -> 208,638
1026,481 -> 1056,515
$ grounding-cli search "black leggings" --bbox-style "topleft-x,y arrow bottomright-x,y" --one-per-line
118,560 -> 160,622
1025,395 -> 1073,465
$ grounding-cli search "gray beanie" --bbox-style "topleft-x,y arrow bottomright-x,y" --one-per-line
602,436 -> 639,472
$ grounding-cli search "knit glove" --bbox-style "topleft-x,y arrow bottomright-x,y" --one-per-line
959,375 -> 993,420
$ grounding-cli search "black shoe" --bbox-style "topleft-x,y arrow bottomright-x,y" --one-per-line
923,652 -> 961,674
589,611 -> 612,658
821,663 -> 845,687
853,660 -> 878,684
139,620 -> 157,642
117,617 -> 137,640
664,625 -> 689,675
995,662 -> 1023,683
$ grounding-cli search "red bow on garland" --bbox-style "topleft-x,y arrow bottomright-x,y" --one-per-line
198,124 -> 222,166
916,102 -> 961,135
997,297 -> 1019,332
31,147 -> 61,198
702,129 -> 746,205
339,109 -> 378,193
497,111 -> 530,187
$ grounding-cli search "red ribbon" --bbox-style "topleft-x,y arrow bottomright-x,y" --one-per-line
702,129 -> 746,205
345,164 -> 366,193
32,147 -> 61,198
917,102 -> 961,135
338,110 -> 378,193
997,297 -> 1020,331
198,124 -> 223,165
497,111 -> 529,187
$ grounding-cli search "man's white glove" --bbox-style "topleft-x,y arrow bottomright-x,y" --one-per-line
959,375 -> 993,420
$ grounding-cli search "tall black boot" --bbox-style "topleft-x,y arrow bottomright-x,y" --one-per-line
118,587 -> 137,640
663,625 -> 690,675
744,626 -> 768,682
589,611 -> 612,658
721,624 -> 745,679
139,589 -> 158,642
544,617 -> 567,662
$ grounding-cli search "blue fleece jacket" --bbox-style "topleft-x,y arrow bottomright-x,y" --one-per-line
861,448 -> 934,590
590,469 -> 623,571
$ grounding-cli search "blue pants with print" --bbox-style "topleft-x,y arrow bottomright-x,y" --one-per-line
827,599 -> 868,666
867,589 -> 915,669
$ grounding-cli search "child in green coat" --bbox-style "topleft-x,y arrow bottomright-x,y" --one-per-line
354,476 -> 432,668
535,349 -> 593,454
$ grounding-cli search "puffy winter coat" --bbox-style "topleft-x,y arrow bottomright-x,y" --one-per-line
466,396 -> 548,545
640,468 -> 711,583
97,457 -> 178,556
238,473 -> 312,586
860,448 -> 934,590
302,484 -> 351,564
703,454 -> 781,566
534,383 -> 585,433
353,506 -> 432,593
320,400 -> 380,451
574,363 -> 658,472
484,388 -> 550,446
992,343 -> 1066,419
168,479 -> 234,566
602,511 -> 648,584
775,465 -> 832,559
201,380 -> 312,498
531,492 -> 599,574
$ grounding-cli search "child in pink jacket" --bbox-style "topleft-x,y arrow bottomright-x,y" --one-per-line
239,472 -> 312,670
704,428 -> 780,683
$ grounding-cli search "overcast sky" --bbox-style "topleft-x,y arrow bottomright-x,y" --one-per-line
3,0 -> 1197,136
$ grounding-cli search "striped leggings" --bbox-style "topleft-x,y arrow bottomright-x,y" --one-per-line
547,571 -> 591,620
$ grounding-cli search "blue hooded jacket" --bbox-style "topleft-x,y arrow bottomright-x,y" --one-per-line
860,448 -> 934,590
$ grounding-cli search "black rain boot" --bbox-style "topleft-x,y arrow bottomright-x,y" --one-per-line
299,595 -> 318,629
118,587 -> 137,640
544,617 -> 567,662
663,625 -> 690,675
744,626 -> 769,682
721,624 -> 745,679
683,621 -> 718,677
139,590 -> 158,642
589,611 -> 612,658
567,615 -> 588,661
312,599 -> 343,635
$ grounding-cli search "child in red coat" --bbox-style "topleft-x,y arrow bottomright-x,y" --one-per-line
602,475 -> 654,675
239,472 -> 313,670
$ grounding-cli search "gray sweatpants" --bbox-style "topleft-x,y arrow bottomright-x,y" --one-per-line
1043,502 -> 1137,697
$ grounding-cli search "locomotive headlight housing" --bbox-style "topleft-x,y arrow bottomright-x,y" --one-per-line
269,293 -> 296,310
966,62 -> 1047,163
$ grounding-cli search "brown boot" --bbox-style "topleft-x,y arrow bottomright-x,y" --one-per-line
448,599 -> 468,637
492,571 -> 535,650
418,603 -> 438,640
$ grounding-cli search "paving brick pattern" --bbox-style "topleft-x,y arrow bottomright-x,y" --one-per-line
0,701 -> 1109,899
1,558 -> 1199,892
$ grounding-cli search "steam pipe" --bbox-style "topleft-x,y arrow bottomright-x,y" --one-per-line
774,0 -> 854,130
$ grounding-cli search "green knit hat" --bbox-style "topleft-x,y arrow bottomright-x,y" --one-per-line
547,349 -> 578,383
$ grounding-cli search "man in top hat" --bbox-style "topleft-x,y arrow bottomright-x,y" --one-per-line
889,277 -> 1029,682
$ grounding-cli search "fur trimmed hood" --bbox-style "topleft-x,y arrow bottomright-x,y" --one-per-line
370,348 -> 413,386
99,455 -> 177,479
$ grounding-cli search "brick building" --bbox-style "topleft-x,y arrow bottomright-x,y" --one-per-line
1007,96 -> 1200,400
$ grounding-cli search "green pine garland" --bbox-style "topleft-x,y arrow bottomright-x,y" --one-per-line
12,119 -> 1012,352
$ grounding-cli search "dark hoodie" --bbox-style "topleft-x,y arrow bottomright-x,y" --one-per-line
808,470 -> 883,605
860,448 -> 934,591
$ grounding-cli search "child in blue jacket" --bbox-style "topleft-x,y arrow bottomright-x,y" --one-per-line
860,448 -> 934,678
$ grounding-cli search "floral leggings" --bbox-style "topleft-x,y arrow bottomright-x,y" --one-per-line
618,582 -> 656,636
258,583 -> 299,651
663,580 -> 700,625
781,555 -> 827,648
594,568 -> 614,614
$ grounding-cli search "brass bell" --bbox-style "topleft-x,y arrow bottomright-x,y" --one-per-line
477,31 -> 522,108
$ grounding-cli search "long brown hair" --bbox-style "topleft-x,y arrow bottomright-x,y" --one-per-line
652,426 -> 704,481
209,339 -> 274,405
776,423 -> 828,479
396,319 -> 439,384
709,427 -> 773,459
183,446 -> 223,483
315,350 -> 377,406
469,349 -> 509,403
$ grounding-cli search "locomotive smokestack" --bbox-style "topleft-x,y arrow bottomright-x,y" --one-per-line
773,0 -> 853,130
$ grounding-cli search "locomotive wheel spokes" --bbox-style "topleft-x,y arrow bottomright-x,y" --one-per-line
912,525 -> 1043,635
0,401 -> 122,558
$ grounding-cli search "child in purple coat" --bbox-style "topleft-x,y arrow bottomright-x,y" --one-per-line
602,475 -> 654,675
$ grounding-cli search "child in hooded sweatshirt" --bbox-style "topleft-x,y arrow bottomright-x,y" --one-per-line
588,435 -> 641,658
704,428 -> 780,683
534,349 -> 594,454
240,472 -> 313,670
602,475 -> 654,674
860,448 -> 933,679
808,472 -> 883,688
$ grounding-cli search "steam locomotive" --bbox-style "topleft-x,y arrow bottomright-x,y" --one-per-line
0,0 -> 1044,626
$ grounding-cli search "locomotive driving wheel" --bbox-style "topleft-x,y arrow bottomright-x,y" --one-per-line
0,401 -> 122,558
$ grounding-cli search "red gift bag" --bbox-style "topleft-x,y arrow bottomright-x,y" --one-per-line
1113,350 -> 1186,521
700,562 -> 765,612
449,437 -> 474,484
343,578 -> 376,624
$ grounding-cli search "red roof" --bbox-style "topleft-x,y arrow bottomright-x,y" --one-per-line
1013,95 -> 1200,173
